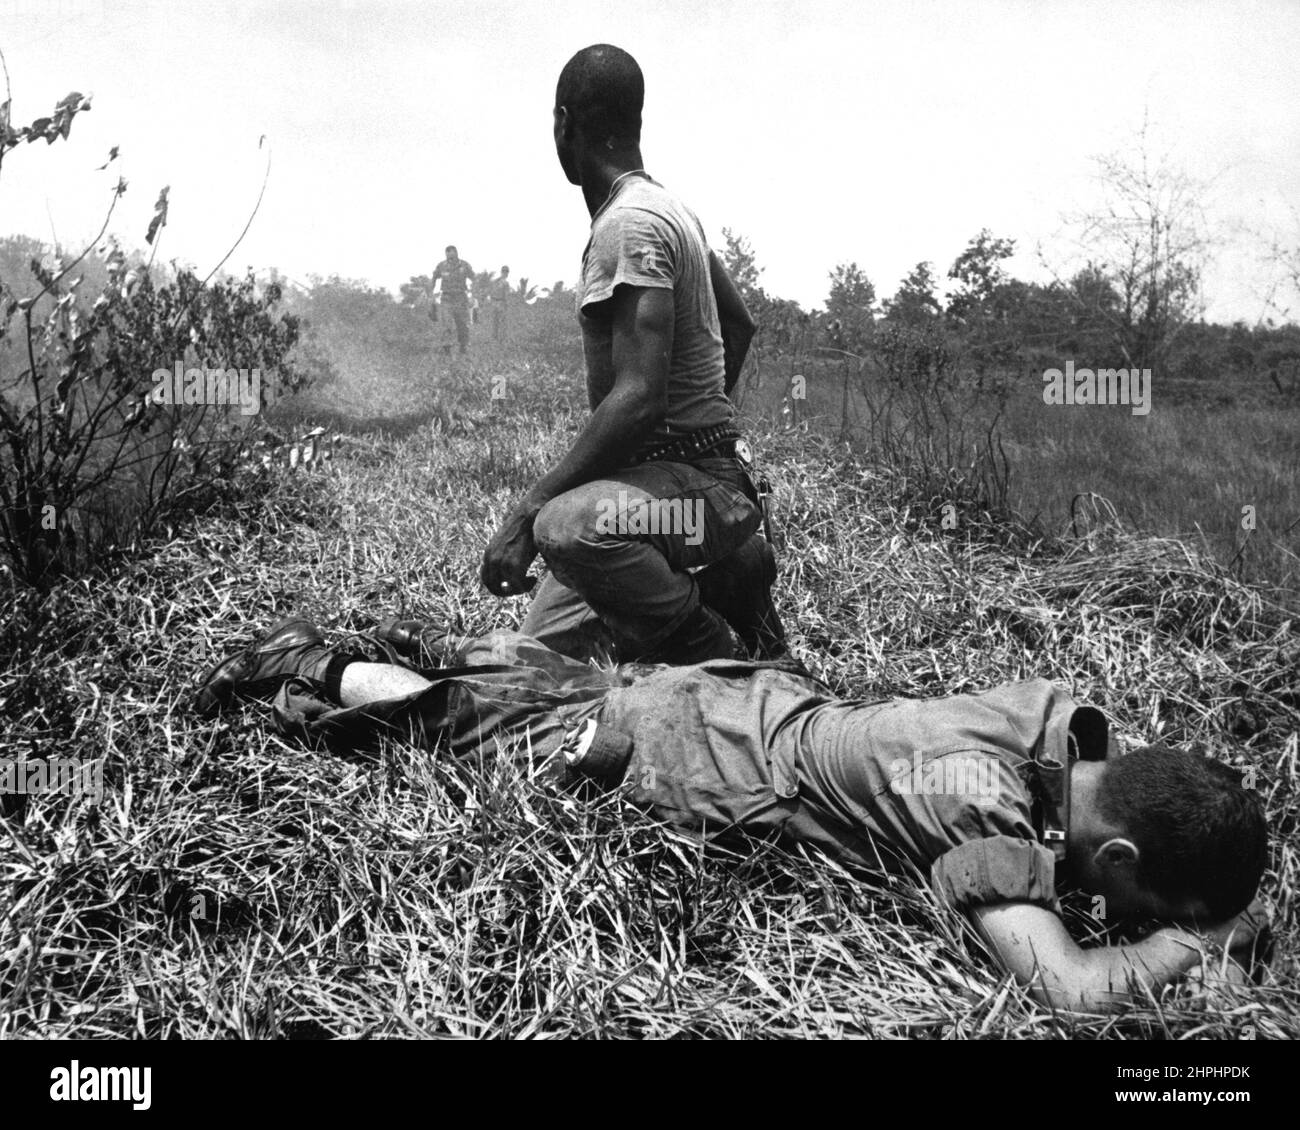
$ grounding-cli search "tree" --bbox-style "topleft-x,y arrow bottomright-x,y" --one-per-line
946,230 -> 1015,322
1054,126 -> 1211,371
1057,263 -> 1124,362
713,228 -> 808,350
719,227 -> 764,307
1264,204 -> 1300,324
943,231 -> 1022,375
824,261 -> 876,353
886,261 -> 942,326
399,274 -> 432,305
514,276 -> 541,304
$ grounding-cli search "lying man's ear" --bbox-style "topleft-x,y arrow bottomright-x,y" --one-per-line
1093,836 -> 1139,871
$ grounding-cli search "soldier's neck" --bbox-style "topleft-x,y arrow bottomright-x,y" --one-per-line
582,150 -> 647,217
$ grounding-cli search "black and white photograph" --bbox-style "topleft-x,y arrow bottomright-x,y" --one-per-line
1,0 -> 1296,1081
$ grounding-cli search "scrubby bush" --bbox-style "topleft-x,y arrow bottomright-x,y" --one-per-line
0,91 -> 311,588
1,248 -> 309,586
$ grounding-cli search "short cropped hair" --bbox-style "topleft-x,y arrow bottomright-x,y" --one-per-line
1096,745 -> 1267,920
446,245 -> 457,254
556,44 -> 644,146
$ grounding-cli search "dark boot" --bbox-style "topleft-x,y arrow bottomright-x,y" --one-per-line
697,535 -> 787,659
372,618 -> 459,666
195,618 -> 333,718
635,602 -> 737,665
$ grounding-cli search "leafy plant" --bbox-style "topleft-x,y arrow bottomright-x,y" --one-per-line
0,78 -> 309,587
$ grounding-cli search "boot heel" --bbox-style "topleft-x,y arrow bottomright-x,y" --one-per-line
373,619 -> 427,658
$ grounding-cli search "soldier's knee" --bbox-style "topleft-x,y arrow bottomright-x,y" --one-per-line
533,491 -> 598,563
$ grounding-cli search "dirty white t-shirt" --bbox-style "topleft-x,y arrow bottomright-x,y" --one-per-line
577,175 -> 733,451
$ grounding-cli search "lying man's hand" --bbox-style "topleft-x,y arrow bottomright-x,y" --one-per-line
1178,897 -> 1274,988
481,502 -> 540,597
972,894 -> 1275,1013
1198,895 -> 1270,954
1214,896 -> 1274,983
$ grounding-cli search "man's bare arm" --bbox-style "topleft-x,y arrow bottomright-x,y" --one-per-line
970,899 -> 1266,1013
581,319 -> 616,411
521,284 -> 672,512
479,284 -> 672,594
709,251 -> 756,396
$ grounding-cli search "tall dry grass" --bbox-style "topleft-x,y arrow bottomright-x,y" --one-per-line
740,354 -> 1299,603
1,306 -> 1296,1038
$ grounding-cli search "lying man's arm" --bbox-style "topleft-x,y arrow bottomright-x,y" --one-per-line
970,897 -> 1267,1013
479,284 -> 671,595
709,251 -> 755,397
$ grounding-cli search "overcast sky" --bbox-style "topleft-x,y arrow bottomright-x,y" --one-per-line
3,0 -> 1298,320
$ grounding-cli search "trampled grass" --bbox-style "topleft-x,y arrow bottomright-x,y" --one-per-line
1,327 -> 1297,1039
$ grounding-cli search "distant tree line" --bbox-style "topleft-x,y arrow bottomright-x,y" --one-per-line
717,139 -> 1300,395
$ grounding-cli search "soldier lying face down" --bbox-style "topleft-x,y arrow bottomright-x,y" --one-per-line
197,618 -> 1271,1014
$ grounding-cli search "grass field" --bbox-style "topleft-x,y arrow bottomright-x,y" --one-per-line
1,316 -> 1297,1039
744,353 -> 1300,604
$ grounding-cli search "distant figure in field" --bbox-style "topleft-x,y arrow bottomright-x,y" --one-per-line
432,245 -> 474,355
479,43 -> 785,665
490,266 -> 512,344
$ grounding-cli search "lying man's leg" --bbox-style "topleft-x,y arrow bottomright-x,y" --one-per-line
196,619 -> 624,762
337,661 -> 432,706
196,616 -> 484,719
195,619 -> 340,718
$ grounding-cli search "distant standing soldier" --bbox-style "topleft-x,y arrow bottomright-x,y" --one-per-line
490,265 -> 512,343
432,245 -> 474,355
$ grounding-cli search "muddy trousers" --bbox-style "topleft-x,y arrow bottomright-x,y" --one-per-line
521,455 -> 765,663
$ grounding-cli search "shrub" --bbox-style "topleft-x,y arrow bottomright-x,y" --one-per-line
0,249 -> 310,586
0,88 -> 310,588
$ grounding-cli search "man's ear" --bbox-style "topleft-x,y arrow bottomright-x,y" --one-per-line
554,105 -> 574,140
1093,836 -> 1139,871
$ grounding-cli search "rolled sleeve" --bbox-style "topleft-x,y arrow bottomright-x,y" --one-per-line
580,209 -> 676,312
930,835 -> 1058,912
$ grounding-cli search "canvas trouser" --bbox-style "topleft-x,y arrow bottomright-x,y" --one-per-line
267,629 -> 818,815
269,631 -> 625,775
521,454 -> 763,663
440,301 -> 470,350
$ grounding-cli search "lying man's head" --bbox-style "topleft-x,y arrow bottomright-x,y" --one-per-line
1069,745 -> 1267,925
